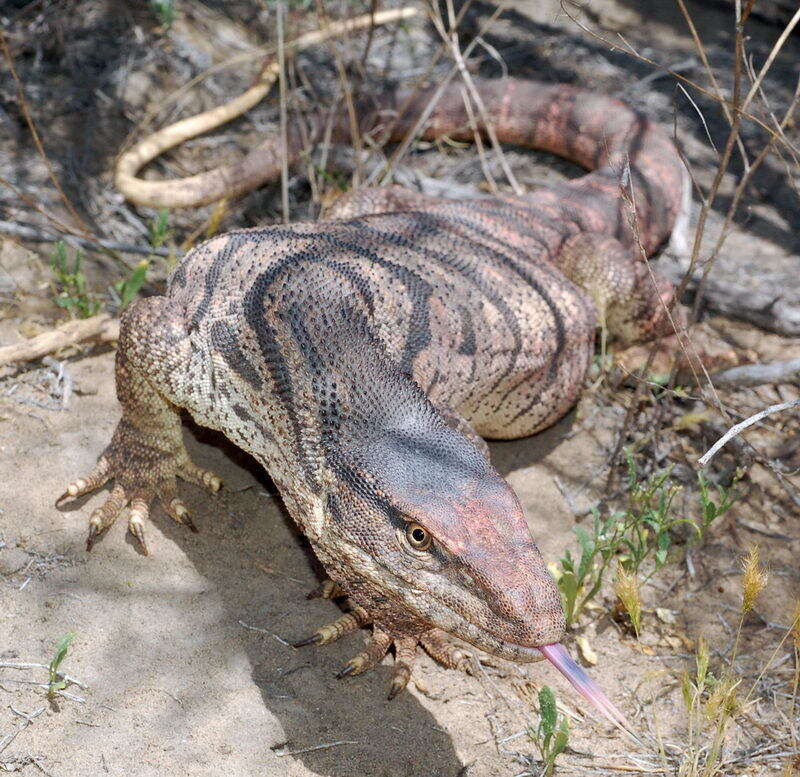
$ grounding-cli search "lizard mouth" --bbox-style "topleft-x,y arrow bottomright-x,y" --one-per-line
442,617 -> 637,738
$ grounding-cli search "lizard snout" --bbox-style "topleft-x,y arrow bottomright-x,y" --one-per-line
464,540 -> 565,647
442,483 -> 566,649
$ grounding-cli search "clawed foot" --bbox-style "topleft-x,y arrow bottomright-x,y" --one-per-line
57,426 -> 223,555
293,582 -> 477,699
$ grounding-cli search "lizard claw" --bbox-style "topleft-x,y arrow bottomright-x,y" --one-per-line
85,523 -> 101,553
335,663 -> 358,679
296,598 -> 478,698
387,665 -> 411,700
165,497 -> 199,533
59,434 -> 222,554
56,456 -> 111,508
128,499 -> 150,555
85,483 -> 127,552
336,629 -> 392,679
387,637 -> 417,699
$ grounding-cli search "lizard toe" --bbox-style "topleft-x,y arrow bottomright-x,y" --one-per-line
420,628 -> 478,675
292,605 -> 370,647
163,494 -> 198,533
86,482 -> 128,551
387,637 -> 417,699
127,497 -> 151,555
176,458 -> 223,493
336,628 -> 392,679
306,579 -> 347,601
56,456 -> 111,507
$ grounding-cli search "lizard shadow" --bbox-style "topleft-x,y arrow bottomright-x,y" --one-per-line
155,419 -> 470,777
487,409 -> 577,478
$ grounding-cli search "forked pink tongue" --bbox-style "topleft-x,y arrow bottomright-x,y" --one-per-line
539,643 -> 640,743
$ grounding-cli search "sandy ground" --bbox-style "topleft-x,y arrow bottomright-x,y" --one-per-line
2,321 -> 798,776
0,347 -> 626,777
2,0 -> 800,775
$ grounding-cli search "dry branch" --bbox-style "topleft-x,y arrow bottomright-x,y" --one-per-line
710,358 -> 800,388
114,7 -> 419,208
0,315 -> 119,368
0,220 -> 169,258
658,261 -> 800,336
699,398 -> 800,466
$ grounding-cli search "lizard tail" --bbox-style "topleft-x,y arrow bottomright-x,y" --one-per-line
384,79 -> 689,256
116,14 -> 688,257
113,7 -> 419,209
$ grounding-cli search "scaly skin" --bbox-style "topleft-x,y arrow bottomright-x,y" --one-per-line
59,77 -> 687,699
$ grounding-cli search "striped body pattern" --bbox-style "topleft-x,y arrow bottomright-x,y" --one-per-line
60,77 -> 687,688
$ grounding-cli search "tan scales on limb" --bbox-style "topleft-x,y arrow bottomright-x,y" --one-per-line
57,298 -> 224,553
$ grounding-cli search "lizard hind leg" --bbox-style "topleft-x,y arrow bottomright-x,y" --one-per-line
557,232 -> 679,345
57,296 -> 223,554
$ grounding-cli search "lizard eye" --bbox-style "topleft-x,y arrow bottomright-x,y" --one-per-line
406,522 -> 432,551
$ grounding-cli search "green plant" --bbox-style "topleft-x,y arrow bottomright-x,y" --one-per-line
528,686 -> 569,777
114,260 -> 149,310
150,0 -> 177,29
314,165 -> 352,193
47,632 -> 76,698
148,208 -> 172,249
555,450 -> 737,629
111,209 -> 172,310
50,242 -> 102,319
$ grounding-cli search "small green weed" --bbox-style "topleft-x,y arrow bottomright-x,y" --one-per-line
47,632 -> 76,699
148,208 -> 172,249
527,685 -> 569,777
556,450 -> 737,629
50,242 -> 102,319
316,165 -> 352,193
150,0 -> 177,29
113,260 -> 149,310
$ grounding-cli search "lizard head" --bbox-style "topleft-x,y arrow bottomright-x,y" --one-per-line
326,398 -> 565,659
319,380 -> 632,736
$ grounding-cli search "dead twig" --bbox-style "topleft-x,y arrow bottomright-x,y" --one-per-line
558,1 -> 800,157
375,1 -> 508,185
0,220 -> 169,259
0,706 -> 44,755
699,399 -> 800,467
0,315 -> 119,368
0,28 -> 89,235
115,7 -> 419,208
275,740 -> 357,757
433,0 -> 523,195
710,358 -> 800,388
276,1 -> 290,223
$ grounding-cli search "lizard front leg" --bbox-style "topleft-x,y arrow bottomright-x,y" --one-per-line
57,297 -> 223,553
294,582 -> 477,698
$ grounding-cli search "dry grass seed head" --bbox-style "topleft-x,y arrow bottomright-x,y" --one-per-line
703,673 -> 740,723
790,599 -> 800,651
615,564 -> 642,638
740,544 -> 768,615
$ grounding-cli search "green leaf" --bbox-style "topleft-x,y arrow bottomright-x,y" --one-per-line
48,632 -> 76,695
117,260 -> 149,309
553,718 -> 570,756
538,686 -> 557,735
557,571 -> 579,627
